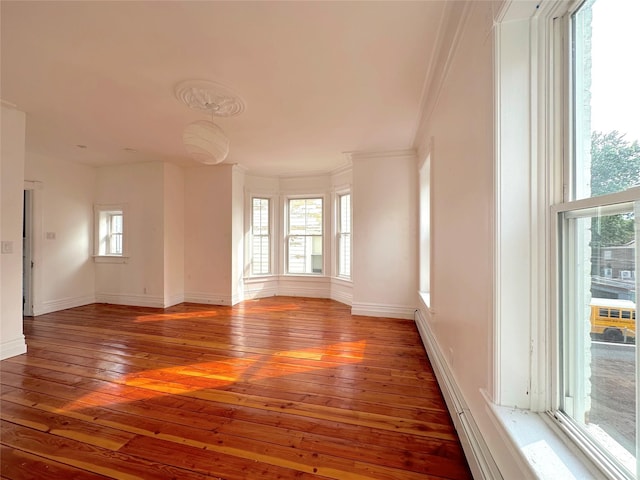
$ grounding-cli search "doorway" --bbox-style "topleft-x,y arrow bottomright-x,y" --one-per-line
23,189 -> 33,316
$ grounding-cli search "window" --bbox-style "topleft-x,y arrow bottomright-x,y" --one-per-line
251,197 -> 270,275
418,151 -> 431,299
555,0 -> 639,476
337,193 -> 351,278
94,205 -> 126,258
287,198 -> 323,274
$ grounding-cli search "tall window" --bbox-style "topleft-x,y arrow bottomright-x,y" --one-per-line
556,0 -> 639,476
107,213 -> 123,255
94,205 -> 125,257
337,193 -> 351,278
287,198 -> 323,274
419,153 -> 431,298
251,197 -> 270,275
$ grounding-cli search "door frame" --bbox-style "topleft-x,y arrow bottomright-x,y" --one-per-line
23,181 -> 42,316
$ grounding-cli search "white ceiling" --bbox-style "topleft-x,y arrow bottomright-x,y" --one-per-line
1,1 -> 446,176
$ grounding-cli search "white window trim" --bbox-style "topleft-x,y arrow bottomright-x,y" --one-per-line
494,0 -> 638,478
418,138 -> 433,308
282,193 -> 327,276
248,195 -> 274,277
244,190 -> 278,279
333,186 -> 352,280
93,203 -> 128,263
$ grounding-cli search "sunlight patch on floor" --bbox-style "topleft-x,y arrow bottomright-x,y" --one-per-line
62,340 -> 367,411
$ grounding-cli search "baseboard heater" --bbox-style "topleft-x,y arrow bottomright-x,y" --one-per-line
414,309 -> 503,480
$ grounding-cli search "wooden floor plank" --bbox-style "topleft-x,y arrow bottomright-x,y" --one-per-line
1,297 -> 471,479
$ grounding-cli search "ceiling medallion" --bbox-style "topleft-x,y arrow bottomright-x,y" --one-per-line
175,80 -> 245,117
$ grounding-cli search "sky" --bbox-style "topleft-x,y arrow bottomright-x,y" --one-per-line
590,0 -> 640,143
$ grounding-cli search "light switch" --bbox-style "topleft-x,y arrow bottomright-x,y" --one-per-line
46,232 -> 56,240
1,241 -> 13,254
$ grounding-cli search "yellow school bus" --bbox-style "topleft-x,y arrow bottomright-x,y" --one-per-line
590,298 -> 636,343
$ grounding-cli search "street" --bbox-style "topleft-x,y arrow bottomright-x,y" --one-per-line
590,341 -> 636,455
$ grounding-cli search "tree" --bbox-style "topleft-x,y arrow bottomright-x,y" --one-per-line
589,131 -> 637,264
590,130 -> 640,196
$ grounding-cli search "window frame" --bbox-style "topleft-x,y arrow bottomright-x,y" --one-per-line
94,204 -> 128,262
284,195 -> 325,276
418,142 -> 433,307
336,191 -> 352,279
549,1 -> 640,476
249,196 -> 272,276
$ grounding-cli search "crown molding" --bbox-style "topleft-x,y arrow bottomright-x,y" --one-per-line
345,148 -> 417,161
412,1 -> 473,149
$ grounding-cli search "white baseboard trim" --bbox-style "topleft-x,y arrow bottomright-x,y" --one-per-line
330,290 -> 352,307
415,308 -> 502,480
1,336 -> 27,360
351,301 -> 415,319
95,292 -> 166,308
164,293 -> 185,308
277,286 -> 331,299
242,287 -> 279,301
183,292 -> 233,306
34,295 -> 96,316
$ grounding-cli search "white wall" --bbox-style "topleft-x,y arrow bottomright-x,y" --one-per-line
184,164 -> 234,305
163,163 -> 185,307
231,166 -> 245,304
95,162 -> 165,307
24,152 -> 96,314
413,2 -> 526,478
424,0 -> 494,409
0,105 -> 27,359
352,151 -> 418,319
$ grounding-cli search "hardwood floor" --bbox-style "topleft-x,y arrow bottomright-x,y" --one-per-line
1,297 -> 471,480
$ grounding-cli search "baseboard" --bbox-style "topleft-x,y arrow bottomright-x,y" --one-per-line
183,292 -> 233,306
242,286 -> 279,301
351,301 -> 415,319
330,289 -> 352,307
95,292 -> 166,308
415,308 -> 502,480
164,293 -> 185,308
34,295 -> 96,316
0,336 -> 27,360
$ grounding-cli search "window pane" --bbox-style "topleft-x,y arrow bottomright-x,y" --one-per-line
251,198 -> 270,275
339,233 -> 350,277
288,235 -> 322,274
107,213 -> 123,255
560,203 -> 636,472
110,214 -> 123,234
338,194 -> 351,278
573,0 -> 640,200
289,199 -> 322,235
287,198 -> 322,274
339,194 -> 351,233
252,236 -> 269,275
252,198 -> 269,236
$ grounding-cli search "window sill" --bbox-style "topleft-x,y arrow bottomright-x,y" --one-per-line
489,403 -> 608,479
332,276 -> 352,285
93,255 -> 129,264
244,275 -> 277,283
418,290 -> 431,309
